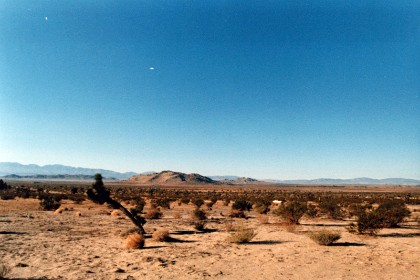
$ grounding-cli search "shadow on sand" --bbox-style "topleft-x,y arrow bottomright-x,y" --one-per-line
0,231 -> 27,235
378,232 -> 420,238
329,242 -> 366,247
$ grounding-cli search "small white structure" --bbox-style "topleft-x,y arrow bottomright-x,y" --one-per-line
272,200 -> 283,205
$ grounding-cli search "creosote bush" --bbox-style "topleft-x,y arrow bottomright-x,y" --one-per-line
190,208 -> 207,231
348,200 -> 410,235
376,200 -> 410,228
347,210 -> 384,235
39,195 -> 61,211
273,200 -> 307,224
227,227 -> 257,243
232,200 -> 253,211
309,230 -> 341,246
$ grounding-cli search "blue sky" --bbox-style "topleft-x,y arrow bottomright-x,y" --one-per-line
1,1 -> 419,179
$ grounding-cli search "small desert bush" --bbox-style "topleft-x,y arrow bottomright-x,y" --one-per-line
305,204 -> 319,218
190,208 -> 207,231
347,210 -> 384,235
348,200 -> 410,235
376,200 -> 410,228
319,199 -> 344,220
152,229 -> 171,242
180,197 -> 190,205
144,208 -> 163,219
256,214 -> 270,224
309,230 -> 341,246
232,200 -> 253,211
131,197 -> 146,213
121,227 -> 144,238
39,195 -> 61,211
192,220 -> 207,231
273,200 -> 307,224
0,260 -> 11,279
192,208 -> 207,220
227,227 -> 257,243
229,210 -> 247,219
124,233 -> 145,249
192,198 -> 204,208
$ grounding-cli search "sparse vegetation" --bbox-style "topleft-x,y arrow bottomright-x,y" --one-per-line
309,230 -> 341,246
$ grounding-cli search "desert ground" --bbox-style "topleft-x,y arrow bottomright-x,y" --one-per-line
1,183 -> 419,280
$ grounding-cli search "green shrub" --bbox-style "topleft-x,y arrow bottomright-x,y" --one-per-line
232,200 -> 252,211
376,200 -> 410,228
273,200 -> 307,224
39,195 -> 61,211
192,208 -> 207,221
319,198 -> 344,219
348,210 -> 384,235
192,198 -> 204,208
305,204 -> 319,218
309,230 -> 341,245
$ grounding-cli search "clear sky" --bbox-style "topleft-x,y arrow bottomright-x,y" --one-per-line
1,1 -> 419,179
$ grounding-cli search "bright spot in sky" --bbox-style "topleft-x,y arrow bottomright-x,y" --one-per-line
149,67 -> 154,70
45,17 -> 48,20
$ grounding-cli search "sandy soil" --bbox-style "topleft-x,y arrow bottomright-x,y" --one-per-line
1,198 -> 419,280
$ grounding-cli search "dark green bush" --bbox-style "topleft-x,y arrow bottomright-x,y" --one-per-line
232,200 -> 252,211
39,195 -> 61,211
319,198 -> 344,219
273,200 -> 307,224
376,200 -> 410,228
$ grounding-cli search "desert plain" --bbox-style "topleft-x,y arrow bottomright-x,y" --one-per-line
1,181 -> 419,280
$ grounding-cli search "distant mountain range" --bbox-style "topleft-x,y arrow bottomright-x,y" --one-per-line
1,162 -> 419,185
264,177 -> 420,185
0,162 -> 137,180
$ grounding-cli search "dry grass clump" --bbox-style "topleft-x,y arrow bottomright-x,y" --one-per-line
111,210 -> 121,216
173,212 -> 182,219
152,229 -> 171,242
0,260 -> 11,279
124,233 -> 145,249
256,214 -> 269,224
144,208 -> 163,219
309,230 -> 341,246
120,227 -> 144,238
227,227 -> 257,243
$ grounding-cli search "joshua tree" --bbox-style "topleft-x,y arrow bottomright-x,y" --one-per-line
87,174 -> 146,234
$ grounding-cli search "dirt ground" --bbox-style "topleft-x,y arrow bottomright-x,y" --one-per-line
1,197 -> 419,280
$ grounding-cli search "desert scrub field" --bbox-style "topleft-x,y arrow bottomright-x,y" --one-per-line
0,179 -> 419,279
